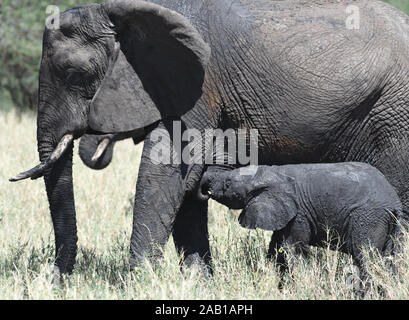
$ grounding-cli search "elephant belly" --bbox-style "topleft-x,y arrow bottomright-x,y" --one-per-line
202,0 -> 409,165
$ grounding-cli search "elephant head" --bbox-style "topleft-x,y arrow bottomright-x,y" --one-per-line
199,166 -> 251,209
10,0 -> 210,273
199,166 -> 298,231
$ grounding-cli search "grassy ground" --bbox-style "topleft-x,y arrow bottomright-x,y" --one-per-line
1,111 -> 409,300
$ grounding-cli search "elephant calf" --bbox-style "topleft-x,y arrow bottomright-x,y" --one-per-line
199,163 -> 403,289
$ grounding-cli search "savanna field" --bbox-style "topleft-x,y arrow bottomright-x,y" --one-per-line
1,111 -> 409,300
1,0 -> 409,300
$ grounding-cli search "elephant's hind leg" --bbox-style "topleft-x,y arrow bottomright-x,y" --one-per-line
349,208 -> 390,295
172,194 -> 212,273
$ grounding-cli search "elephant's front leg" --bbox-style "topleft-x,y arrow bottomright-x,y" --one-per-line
130,123 -> 185,267
172,193 -> 211,271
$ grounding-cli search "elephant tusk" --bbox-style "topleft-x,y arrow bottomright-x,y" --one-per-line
9,134 -> 74,182
91,137 -> 111,163
9,162 -> 49,182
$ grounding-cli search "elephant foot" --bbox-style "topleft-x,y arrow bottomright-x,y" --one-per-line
129,250 -> 213,280
129,250 -> 150,270
129,247 -> 165,271
182,252 -> 213,279
346,265 -> 361,292
346,264 -> 377,299
48,265 -> 64,290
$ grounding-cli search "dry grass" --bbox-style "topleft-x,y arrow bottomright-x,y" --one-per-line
1,111 -> 409,300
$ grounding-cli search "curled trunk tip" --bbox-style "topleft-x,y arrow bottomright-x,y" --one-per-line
197,175 -> 210,201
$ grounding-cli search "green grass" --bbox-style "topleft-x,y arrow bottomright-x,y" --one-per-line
1,111 -> 409,299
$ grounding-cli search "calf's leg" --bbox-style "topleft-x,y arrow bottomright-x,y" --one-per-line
349,208 -> 391,296
267,217 -> 311,288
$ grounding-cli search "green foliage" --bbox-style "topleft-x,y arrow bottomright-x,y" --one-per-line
0,0 -> 408,112
0,0 -> 102,112
384,0 -> 409,14
0,91 -> 12,112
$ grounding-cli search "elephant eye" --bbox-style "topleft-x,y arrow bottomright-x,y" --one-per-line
64,68 -> 85,84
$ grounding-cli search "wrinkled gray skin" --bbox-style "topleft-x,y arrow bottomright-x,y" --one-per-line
200,163 -> 404,290
11,0 -> 409,277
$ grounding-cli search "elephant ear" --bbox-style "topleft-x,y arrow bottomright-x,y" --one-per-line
89,0 -> 211,133
239,175 -> 298,231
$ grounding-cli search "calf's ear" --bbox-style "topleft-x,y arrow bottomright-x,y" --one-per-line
239,176 -> 298,231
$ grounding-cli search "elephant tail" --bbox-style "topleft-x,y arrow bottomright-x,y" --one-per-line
384,209 -> 405,258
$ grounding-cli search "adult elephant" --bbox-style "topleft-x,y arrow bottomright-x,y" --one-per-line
11,0 -> 409,276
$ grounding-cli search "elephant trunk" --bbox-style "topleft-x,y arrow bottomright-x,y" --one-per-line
198,172 -> 221,202
198,173 -> 211,201
11,124 -> 78,274
40,136 -> 78,274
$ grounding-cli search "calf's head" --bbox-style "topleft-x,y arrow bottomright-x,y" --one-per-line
200,167 -> 299,231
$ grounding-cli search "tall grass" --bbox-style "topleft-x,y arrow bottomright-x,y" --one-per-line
1,112 -> 409,299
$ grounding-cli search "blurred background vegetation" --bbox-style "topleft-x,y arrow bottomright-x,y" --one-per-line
0,0 -> 102,112
0,0 -> 408,113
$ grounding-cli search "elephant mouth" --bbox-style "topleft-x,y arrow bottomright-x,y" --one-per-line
9,134 -> 74,182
